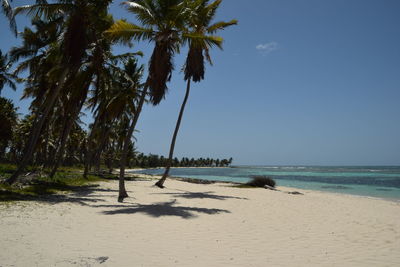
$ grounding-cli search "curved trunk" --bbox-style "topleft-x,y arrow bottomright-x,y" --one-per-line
5,69 -> 69,185
118,85 -> 148,202
155,79 -> 191,188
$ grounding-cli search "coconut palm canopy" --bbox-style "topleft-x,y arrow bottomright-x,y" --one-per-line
106,0 -> 189,105
182,0 -> 237,82
0,0 -> 237,198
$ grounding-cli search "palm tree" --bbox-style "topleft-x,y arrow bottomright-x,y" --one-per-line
113,59 -> 144,202
6,18 -> 62,169
6,0 -> 113,184
49,15 -> 132,178
155,0 -> 237,188
106,0 -> 188,201
48,69 -> 94,177
82,51 -> 144,201
0,49 -> 16,93
107,0 -> 187,104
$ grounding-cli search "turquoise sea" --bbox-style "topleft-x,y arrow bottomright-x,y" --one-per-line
133,166 -> 400,200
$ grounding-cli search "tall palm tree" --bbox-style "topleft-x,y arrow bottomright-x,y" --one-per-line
6,0 -> 113,184
48,69 -> 94,177
155,0 -> 237,188
106,0 -> 188,201
111,58 -> 144,202
0,49 -> 16,93
5,18 -> 62,169
83,52 -> 144,202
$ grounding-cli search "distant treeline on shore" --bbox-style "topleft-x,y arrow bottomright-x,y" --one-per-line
132,154 -> 233,169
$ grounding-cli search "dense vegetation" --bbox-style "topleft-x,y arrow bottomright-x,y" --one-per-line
246,176 -> 276,188
0,0 -> 236,201
0,105 -> 233,170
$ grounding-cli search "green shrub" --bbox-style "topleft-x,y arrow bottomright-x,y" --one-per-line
246,176 -> 276,188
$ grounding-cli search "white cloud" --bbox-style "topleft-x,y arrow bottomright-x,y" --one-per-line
256,42 -> 278,54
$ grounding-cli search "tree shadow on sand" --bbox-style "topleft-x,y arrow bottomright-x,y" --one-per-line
98,199 -> 230,219
152,191 -> 248,201
69,186 -> 118,198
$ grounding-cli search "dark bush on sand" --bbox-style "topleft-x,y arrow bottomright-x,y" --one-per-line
246,176 -> 276,188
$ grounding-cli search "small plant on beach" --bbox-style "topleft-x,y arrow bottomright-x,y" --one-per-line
246,176 -> 276,188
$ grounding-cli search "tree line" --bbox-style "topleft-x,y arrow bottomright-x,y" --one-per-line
0,0 -> 237,201
132,154 -> 233,169
0,97 -> 232,170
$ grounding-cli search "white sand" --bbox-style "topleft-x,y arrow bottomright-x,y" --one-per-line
1,178 -> 399,267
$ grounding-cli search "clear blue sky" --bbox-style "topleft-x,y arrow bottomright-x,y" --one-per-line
1,0 -> 400,166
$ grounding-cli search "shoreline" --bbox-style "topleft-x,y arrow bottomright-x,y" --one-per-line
126,168 -> 400,203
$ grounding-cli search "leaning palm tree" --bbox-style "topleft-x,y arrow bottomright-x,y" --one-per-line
155,0 -> 237,188
108,58 -> 144,202
106,0 -> 188,201
83,49 -> 143,179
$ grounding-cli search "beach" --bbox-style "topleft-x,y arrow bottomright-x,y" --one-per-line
1,177 -> 399,267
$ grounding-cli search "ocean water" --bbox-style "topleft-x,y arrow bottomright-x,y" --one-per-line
132,166 -> 400,200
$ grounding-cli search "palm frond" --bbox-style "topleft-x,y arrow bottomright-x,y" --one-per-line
14,3 -> 73,19
207,19 -> 238,34
122,1 -> 158,26
106,20 -> 154,44
184,46 -> 204,82
183,33 -> 223,49
147,41 -> 174,105
2,0 -> 17,35
110,51 -> 144,62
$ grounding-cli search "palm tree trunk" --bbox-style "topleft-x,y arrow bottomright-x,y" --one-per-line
155,79 -> 191,188
49,93 -> 85,178
5,69 -> 69,185
93,126 -> 112,174
108,140 -> 117,174
49,120 -> 71,178
42,125 -> 52,169
118,85 -> 148,202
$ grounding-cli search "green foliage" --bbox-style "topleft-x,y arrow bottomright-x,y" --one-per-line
2,0 -> 236,187
0,163 -> 16,175
0,98 -> 18,161
106,0 -> 188,105
131,153 -> 233,168
0,164 -> 106,201
0,50 -> 17,92
183,0 -> 237,82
